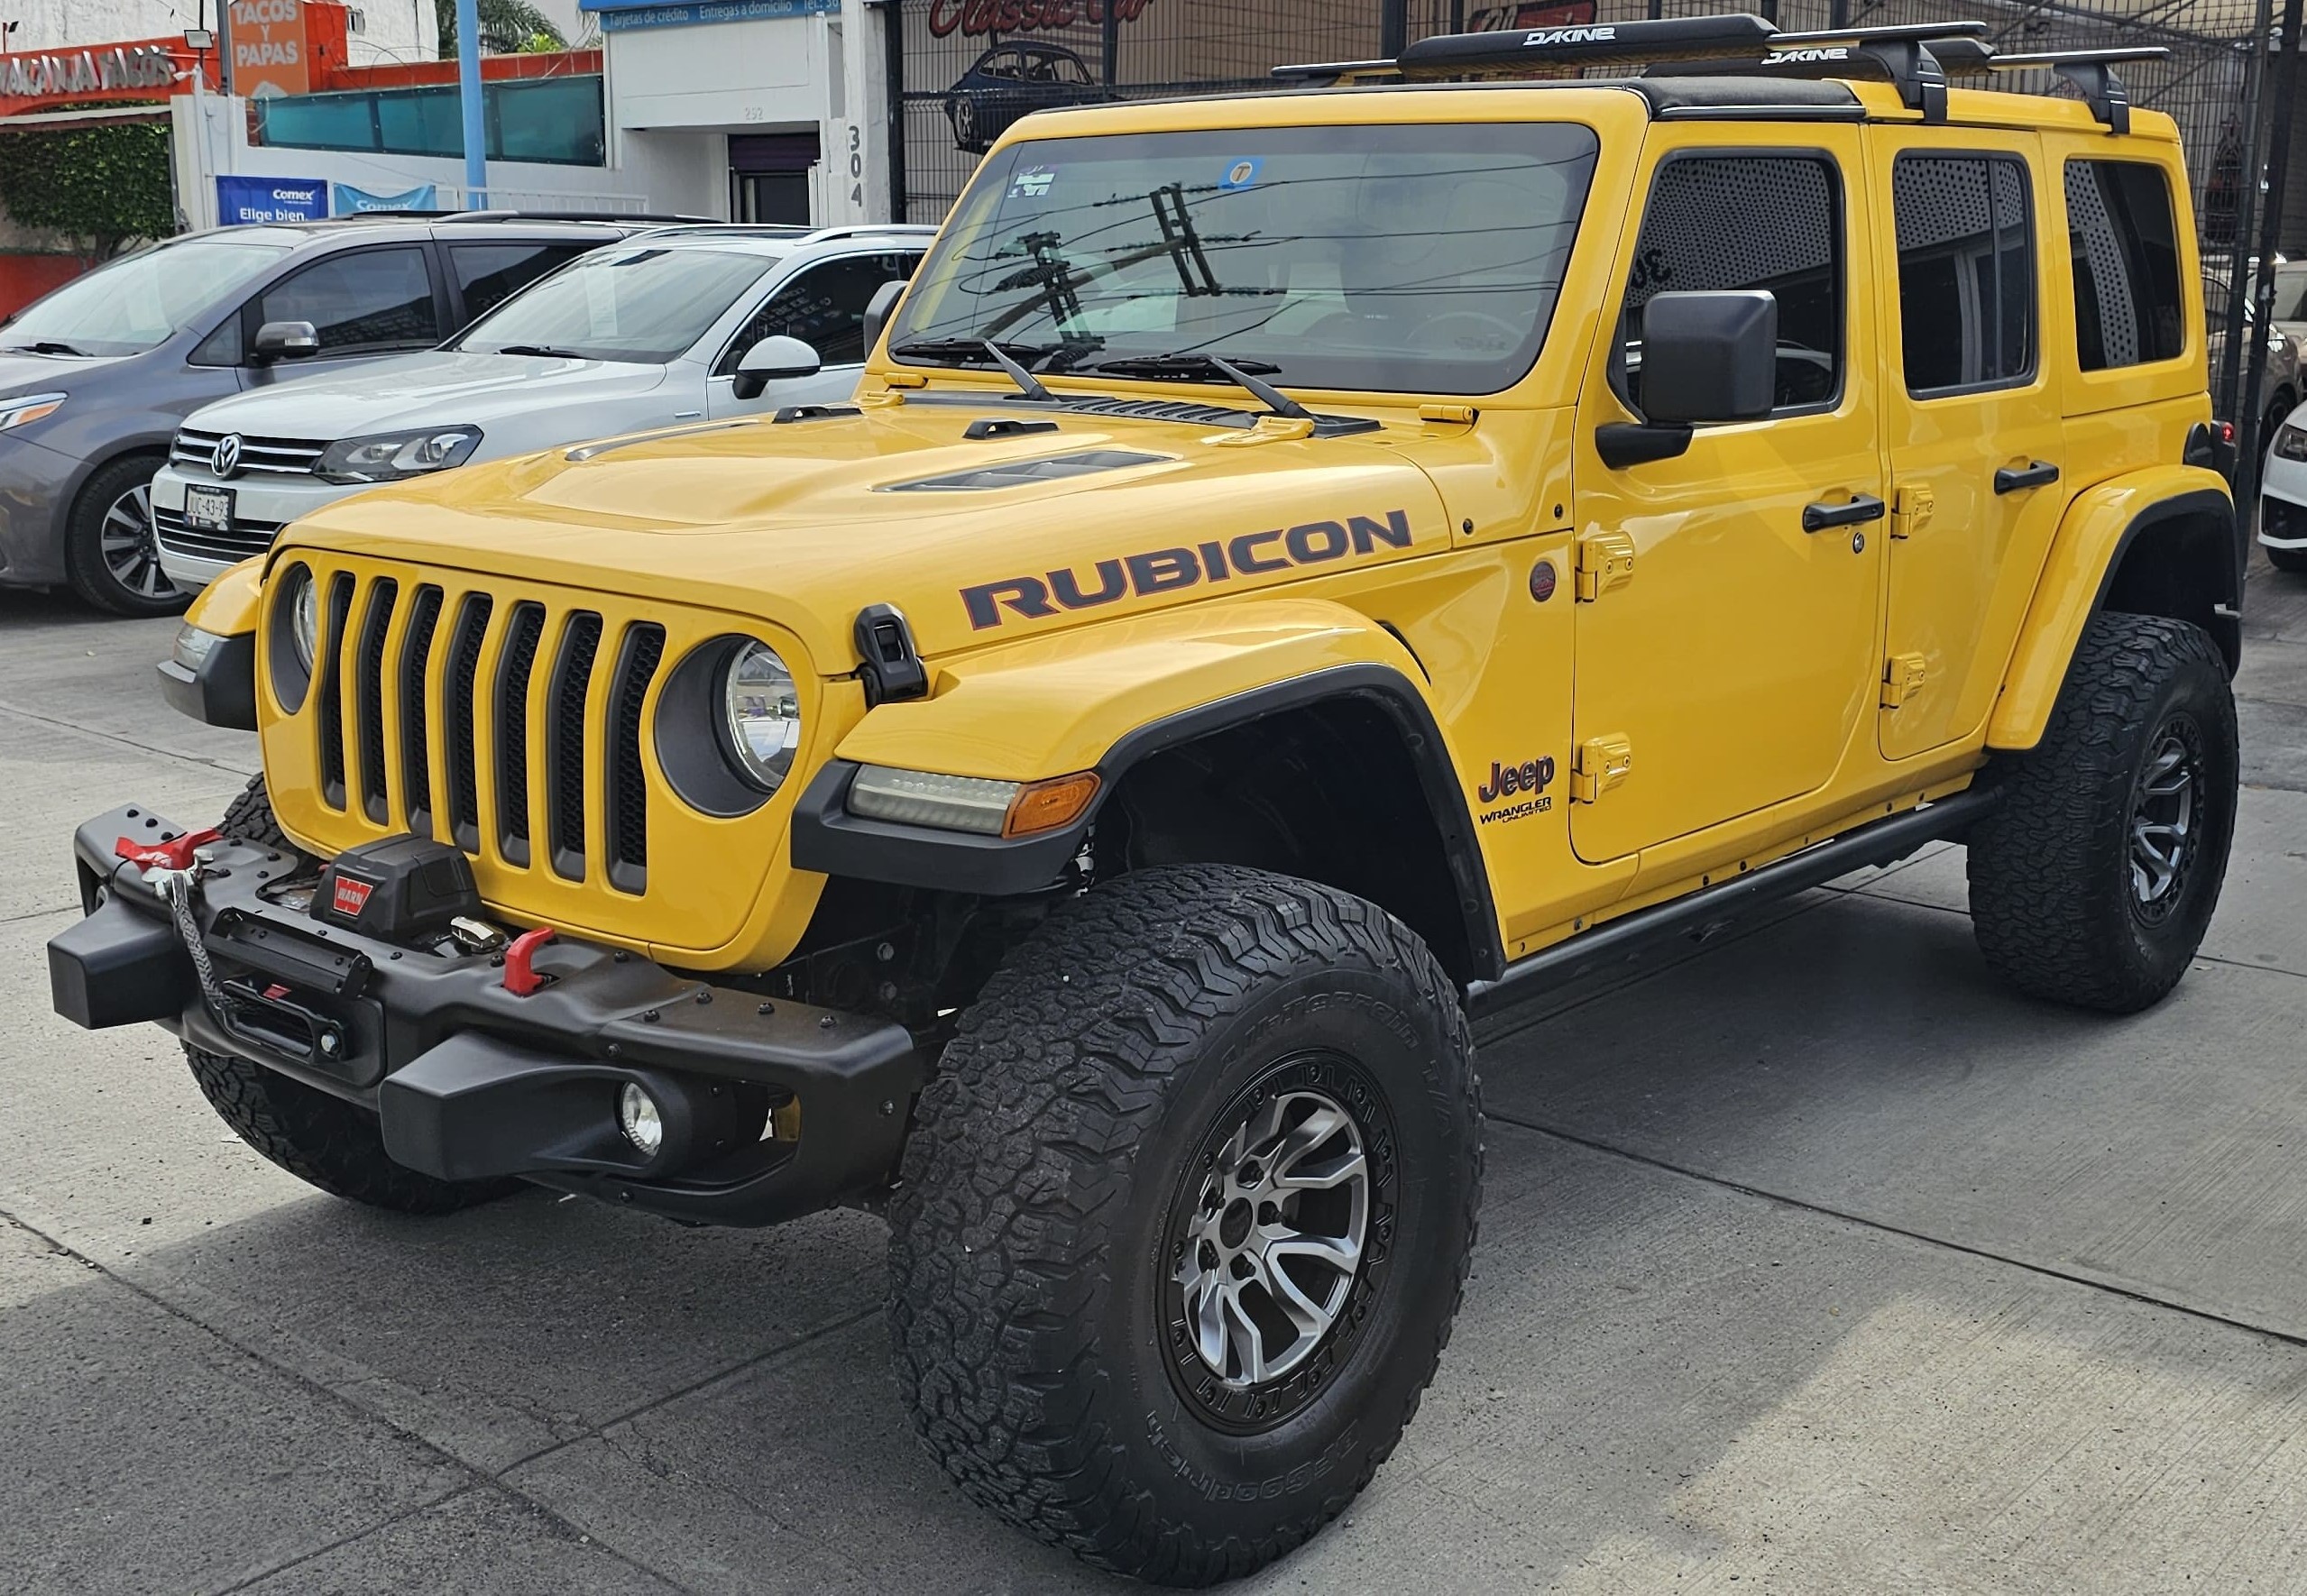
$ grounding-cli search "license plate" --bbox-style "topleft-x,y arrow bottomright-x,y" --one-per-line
184,485 -> 234,531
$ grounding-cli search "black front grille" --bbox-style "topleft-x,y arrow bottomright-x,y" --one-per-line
445,595 -> 493,853
316,574 -> 353,810
398,587 -> 444,836
354,579 -> 399,823
547,613 -> 604,880
151,505 -> 285,565
493,603 -> 547,866
606,624 -> 666,893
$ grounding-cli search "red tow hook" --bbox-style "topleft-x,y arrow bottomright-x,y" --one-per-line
115,828 -> 221,872
501,926 -> 556,996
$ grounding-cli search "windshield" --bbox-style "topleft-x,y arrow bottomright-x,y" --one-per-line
452,245 -> 776,362
888,122 -> 1600,395
5,235 -> 292,357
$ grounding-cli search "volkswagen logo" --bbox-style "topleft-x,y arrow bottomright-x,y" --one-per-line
211,434 -> 244,479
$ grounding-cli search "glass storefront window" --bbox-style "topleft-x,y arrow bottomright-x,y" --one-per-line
253,75 -> 606,167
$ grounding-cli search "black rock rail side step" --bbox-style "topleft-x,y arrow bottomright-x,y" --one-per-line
1464,784 -> 1998,1017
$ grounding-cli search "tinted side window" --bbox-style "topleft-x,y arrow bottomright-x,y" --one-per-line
716,252 -> 923,372
254,246 -> 438,355
1894,153 -> 2035,394
1621,153 -> 1844,413
2065,160 -> 2183,370
449,243 -> 591,325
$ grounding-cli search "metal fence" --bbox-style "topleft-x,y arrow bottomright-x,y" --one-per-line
884,0 -> 2298,480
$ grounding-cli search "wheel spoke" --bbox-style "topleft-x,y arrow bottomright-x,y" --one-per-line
1267,1230 -> 1362,1275
1270,1104 -> 1353,1187
1250,1252 -> 1332,1338
1220,1286 -> 1265,1384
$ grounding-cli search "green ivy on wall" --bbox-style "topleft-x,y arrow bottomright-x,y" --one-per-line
0,120 -> 174,258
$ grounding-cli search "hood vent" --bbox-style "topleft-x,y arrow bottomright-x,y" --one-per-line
881,449 -> 1170,493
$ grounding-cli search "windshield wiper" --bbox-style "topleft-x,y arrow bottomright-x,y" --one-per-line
492,344 -> 589,359
889,338 -> 1061,401
6,341 -> 88,356
1091,353 -> 1307,420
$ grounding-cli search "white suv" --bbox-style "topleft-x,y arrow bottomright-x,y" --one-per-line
152,224 -> 934,591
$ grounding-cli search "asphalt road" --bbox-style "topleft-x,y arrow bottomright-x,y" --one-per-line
6,563 -> 2307,1595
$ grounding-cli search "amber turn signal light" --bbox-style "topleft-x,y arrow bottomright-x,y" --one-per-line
1004,771 -> 1100,838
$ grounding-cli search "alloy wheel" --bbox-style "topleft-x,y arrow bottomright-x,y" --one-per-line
2128,720 -> 2200,922
97,480 -> 175,602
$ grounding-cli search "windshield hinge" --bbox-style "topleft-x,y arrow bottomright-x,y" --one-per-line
1419,403 -> 1478,426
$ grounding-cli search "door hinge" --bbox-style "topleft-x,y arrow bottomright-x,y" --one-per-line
1575,530 -> 1636,600
1890,482 -> 1935,540
1881,652 -> 1927,709
1572,734 -> 1633,803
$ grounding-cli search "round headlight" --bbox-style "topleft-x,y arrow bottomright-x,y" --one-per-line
290,572 -> 318,670
722,642 -> 801,793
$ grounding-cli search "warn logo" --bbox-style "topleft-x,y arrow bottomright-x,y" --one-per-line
1523,23 -> 1614,46
331,876 -> 375,918
960,508 -> 1415,630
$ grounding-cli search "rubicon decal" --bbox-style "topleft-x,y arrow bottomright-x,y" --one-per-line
961,509 -> 1415,629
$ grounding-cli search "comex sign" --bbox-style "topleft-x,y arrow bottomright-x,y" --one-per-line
0,44 -> 174,99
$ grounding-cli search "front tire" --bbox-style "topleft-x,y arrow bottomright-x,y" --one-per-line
888,865 -> 1481,1585
65,453 -> 182,617
187,1046 -> 519,1215
1967,613 -> 2238,1012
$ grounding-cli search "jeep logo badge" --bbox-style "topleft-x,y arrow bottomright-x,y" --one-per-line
211,434 -> 244,479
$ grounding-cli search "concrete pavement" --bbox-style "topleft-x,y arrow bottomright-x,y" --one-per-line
5,564 -> 2307,1594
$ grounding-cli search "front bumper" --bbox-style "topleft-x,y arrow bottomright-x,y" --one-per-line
152,464 -> 359,592
47,803 -> 926,1226
2263,448 -> 2307,549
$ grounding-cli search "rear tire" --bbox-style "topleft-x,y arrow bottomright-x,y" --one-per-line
1966,613 -> 2238,1013
65,453 -> 182,617
187,1045 -> 519,1215
888,865 -> 1481,1585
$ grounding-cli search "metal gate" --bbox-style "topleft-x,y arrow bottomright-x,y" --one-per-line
884,0 -> 2299,502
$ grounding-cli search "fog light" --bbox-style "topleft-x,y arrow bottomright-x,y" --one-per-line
619,1082 -> 663,1155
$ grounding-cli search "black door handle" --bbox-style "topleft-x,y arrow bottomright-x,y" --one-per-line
1994,460 -> 2060,494
1802,493 -> 1887,534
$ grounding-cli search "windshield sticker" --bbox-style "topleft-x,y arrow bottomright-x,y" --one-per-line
1009,167 -> 1057,198
960,509 -> 1414,629
1218,158 -> 1262,191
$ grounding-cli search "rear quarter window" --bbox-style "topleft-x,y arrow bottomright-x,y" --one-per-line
2065,159 -> 2184,370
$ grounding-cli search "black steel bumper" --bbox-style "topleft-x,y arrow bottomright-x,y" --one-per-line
46,804 -> 926,1226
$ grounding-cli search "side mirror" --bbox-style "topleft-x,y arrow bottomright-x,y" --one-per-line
1597,290 -> 1777,469
252,319 -> 320,362
860,279 -> 906,361
1638,291 -> 1778,424
731,335 -> 821,400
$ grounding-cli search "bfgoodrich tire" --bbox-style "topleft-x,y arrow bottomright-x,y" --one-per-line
888,865 -> 1482,1586
1967,612 -> 2238,1013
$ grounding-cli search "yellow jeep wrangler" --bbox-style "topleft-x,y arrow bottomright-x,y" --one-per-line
53,15 -> 2242,1582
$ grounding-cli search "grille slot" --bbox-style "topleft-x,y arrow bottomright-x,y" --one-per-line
494,603 -> 547,867
547,612 -> 604,881
398,586 -> 444,838
316,573 -> 354,810
445,594 -> 494,853
354,579 -> 399,823
606,624 -> 666,894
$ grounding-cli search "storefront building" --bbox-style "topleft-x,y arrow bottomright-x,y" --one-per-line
586,0 -> 892,224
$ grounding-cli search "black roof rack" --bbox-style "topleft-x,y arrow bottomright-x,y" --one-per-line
1273,13 -> 2158,130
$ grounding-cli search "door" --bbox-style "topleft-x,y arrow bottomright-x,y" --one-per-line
1569,132 -> 1885,865
705,250 -> 925,417
1870,132 -> 2066,761
240,244 -> 445,372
